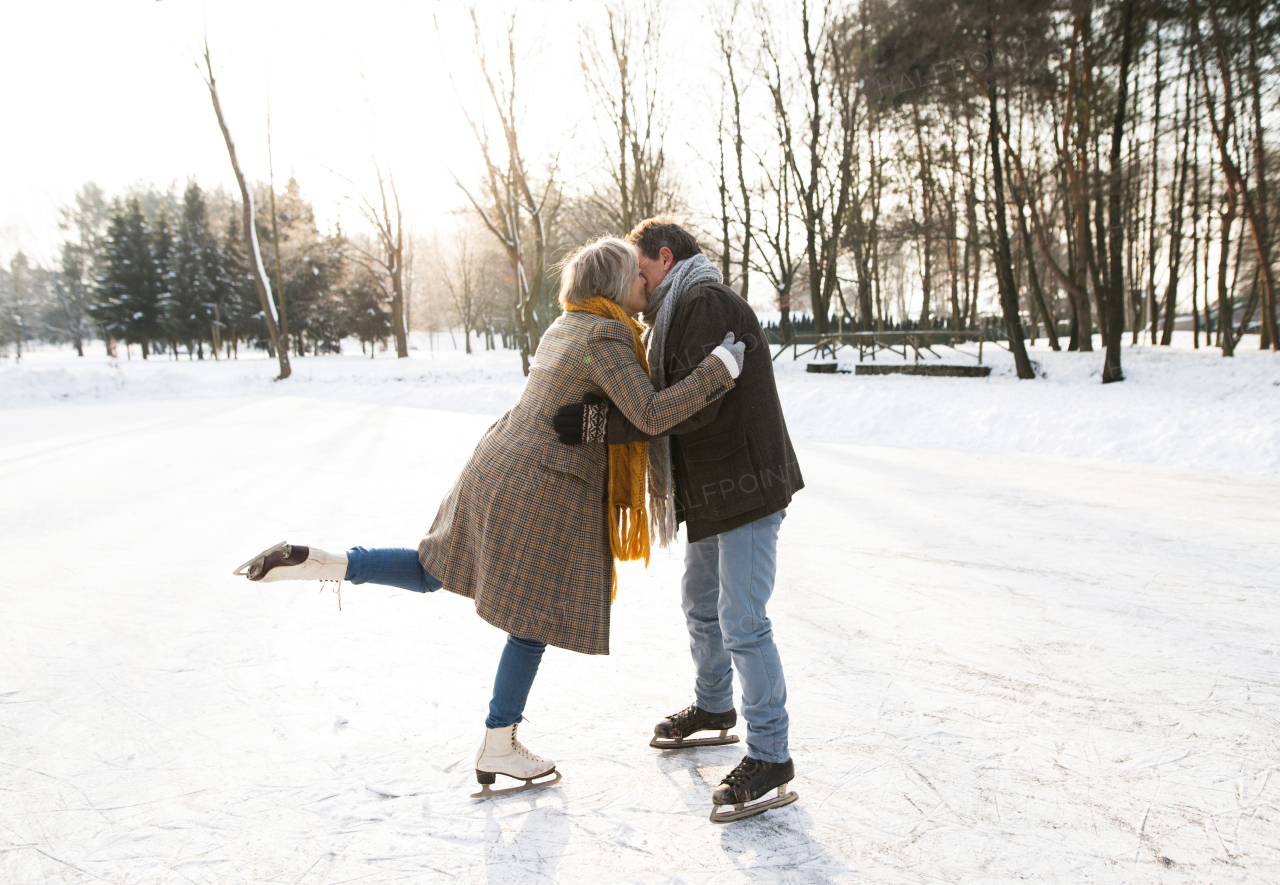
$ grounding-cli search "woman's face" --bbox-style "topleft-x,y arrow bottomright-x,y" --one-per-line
622,267 -> 649,316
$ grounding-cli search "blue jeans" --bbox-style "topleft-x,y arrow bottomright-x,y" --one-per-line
680,511 -> 789,763
345,547 -> 545,729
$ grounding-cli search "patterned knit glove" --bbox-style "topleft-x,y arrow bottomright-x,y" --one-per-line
582,398 -> 609,443
552,394 -> 609,445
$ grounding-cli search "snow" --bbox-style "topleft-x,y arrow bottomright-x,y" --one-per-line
2,333 -> 1279,883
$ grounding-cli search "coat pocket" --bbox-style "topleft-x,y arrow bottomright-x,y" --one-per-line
539,446 -> 600,485
680,427 -> 766,521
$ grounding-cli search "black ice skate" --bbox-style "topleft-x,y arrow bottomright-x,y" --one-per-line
709,755 -> 799,823
650,703 -> 740,749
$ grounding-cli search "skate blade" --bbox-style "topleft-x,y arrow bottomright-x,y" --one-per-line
710,785 -> 799,823
233,541 -> 288,577
650,729 -> 740,750
470,768 -> 561,800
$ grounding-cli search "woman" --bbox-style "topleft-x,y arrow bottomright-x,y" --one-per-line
234,237 -> 744,794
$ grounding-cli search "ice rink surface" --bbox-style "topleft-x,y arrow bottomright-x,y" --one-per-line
2,340 -> 1279,883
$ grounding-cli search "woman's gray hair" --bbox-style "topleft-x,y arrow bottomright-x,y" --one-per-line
557,236 -> 638,309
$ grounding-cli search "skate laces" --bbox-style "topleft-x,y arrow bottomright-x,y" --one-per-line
723,757 -> 766,786
509,726 -> 543,761
668,703 -> 700,728
319,578 -> 343,611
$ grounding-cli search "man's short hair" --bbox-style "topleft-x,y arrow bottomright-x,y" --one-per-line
626,215 -> 702,263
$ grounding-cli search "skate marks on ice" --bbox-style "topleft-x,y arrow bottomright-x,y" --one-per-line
2,398 -> 1279,883
773,443 -> 1280,881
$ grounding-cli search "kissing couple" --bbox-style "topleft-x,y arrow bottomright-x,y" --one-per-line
235,216 -> 804,822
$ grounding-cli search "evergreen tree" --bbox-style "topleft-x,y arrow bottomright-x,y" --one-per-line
93,199 -> 163,356
164,182 -> 218,358
152,213 -> 172,357
342,265 -> 391,356
220,213 -> 266,354
257,177 -> 344,354
50,242 -> 91,356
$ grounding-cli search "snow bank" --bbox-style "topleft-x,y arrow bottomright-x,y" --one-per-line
4,331 -> 1279,475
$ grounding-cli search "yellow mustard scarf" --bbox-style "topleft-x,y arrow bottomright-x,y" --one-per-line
564,297 -> 650,598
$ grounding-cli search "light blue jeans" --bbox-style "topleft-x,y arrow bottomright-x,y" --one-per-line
345,547 -> 545,729
681,510 -> 789,763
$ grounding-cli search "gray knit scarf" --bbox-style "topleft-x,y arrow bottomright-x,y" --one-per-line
644,253 -> 722,548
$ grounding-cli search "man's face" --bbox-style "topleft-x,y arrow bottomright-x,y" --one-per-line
635,245 -> 673,297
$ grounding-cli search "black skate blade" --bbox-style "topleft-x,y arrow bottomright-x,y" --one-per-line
470,768 -> 561,800
650,729 -> 740,750
233,541 -> 288,577
710,785 -> 799,823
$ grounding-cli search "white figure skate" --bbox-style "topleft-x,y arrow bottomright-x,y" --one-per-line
472,723 -> 560,798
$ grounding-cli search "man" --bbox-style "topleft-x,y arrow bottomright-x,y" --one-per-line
554,217 -> 804,821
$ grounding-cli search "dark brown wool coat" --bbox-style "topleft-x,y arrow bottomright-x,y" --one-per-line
418,310 -> 735,655
607,281 -> 804,542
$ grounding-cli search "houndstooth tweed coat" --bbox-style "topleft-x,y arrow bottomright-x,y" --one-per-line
418,310 -> 736,655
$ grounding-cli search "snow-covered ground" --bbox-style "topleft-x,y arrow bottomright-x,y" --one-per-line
2,335 -> 1278,883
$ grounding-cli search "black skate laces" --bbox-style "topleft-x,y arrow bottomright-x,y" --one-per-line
666,704 -> 701,729
722,757 -> 767,786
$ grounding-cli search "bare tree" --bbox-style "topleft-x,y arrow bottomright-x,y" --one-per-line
266,97 -> 290,354
1197,0 -> 1278,353
578,1 -> 675,235
715,4 -> 752,300
752,148 -> 804,343
761,1 -> 861,335
337,161 -> 410,358
1100,0 -> 1136,383
199,40 -> 290,380
433,224 -> 487,354
440,6 -> 560,376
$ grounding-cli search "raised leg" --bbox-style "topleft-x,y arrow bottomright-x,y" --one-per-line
345,546 -> 442,593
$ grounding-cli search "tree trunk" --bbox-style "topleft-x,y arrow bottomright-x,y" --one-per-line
1144,31 -> 1165,346
1246,7 -> 1276,349
267,104 -> 291,355
1219,205 -> 1236,356
202,43 -> 289,380
1008,156 -> 1060,351
1067,6 -> 1095,351
1200,2 -> 1276,353
986,42 -> 1034,380
1102,0 -> 1134,383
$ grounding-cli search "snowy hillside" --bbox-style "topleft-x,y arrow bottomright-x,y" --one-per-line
2,336 -> 1278,883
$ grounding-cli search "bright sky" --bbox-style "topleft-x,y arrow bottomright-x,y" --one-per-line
1,0 -> 720,266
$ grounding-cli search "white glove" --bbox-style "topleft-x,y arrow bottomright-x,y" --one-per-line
710,332 -> 746,379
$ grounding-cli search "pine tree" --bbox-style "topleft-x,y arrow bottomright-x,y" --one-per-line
93,199 -> 163,356
164,182 -> 217,358
342,265 -> 391,356
220,214 -> 265,355
151,213 -> 172,357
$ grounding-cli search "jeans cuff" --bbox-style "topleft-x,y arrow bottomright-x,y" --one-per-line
745,745 -> 790,764
343,547 -> 360,582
